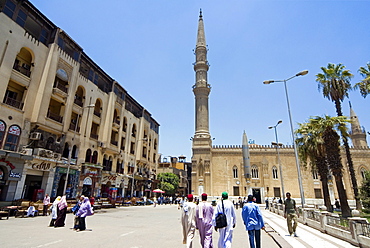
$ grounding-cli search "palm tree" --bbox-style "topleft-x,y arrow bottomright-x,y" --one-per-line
354,63 -> 370,98
316,63 -> 361,210
310,115 -> 352,217
296,120 -> 332,212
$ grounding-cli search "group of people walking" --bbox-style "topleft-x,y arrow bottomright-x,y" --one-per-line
48,195 -> 94,231
181,191 -> 299,248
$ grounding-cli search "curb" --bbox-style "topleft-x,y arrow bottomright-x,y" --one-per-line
264,223 -> 293,248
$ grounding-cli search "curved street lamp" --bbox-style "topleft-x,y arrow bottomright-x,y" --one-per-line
263,70 -> 308,208
268,120 -> 284,199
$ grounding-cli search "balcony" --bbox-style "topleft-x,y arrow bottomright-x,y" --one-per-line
3,97 -> 24,110
90,133 -> 99,140
13,63 -> 31,77
47,110 -> 63,123
94,111 -> 101,118
69,123 -> 80,132
74,97 -> 83,107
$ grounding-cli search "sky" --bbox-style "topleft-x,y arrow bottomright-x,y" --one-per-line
32,0 -> 370,161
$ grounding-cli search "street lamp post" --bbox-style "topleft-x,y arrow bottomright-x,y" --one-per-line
263,70 -> 308,208
63,104 -> 95,197
268,120 -> 284,199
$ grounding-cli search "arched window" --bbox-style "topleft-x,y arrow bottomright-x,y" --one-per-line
122,117 -> 127,132
53,69 -> 69,93
0,120 -> 6,148
251,165 -> 259,179
4,125 -> 21,151
131,124 -> 136,137
85,149 -> 92,163
272,166 -> 278,179
92,151 -> 98,164
74,86 -> 85,107
360,167 -> 367,180
94,99 -> 102,118
13,47 -> 32,77
71,145 -> 78,159
233,166 -> 238,178
312,169 -> 319,180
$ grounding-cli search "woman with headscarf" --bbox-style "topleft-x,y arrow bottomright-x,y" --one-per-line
76,196 -> 94,231
49,196 -> 61,227
54,195 -> 68,227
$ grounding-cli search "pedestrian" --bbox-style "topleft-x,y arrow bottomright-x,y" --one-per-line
181,194 -> 197,248
334,199 -> 341,211
49,196 -> 61,227
196,193 -> 214,248
54,195 -> 68,228
26,203 -> 36,217
71,195 -> 82,230
278,198 -> 283,204
89,195 -> 95,210
284,192 -> 299,237
76,196 -> 94,231
265,197 -> 269,210
43,193 -> 50,216
242,195 -> 265,248
212,192 -> 236,248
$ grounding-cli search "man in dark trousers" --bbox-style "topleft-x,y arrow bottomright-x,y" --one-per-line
284,192 -> 299,237
242,195 -> 265,248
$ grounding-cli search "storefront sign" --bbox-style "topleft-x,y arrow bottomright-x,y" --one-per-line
58,167 -> 77,175
84,167 -> 99,176
9,170 -> 21,178
101,174 -> 117,185
0,158 -> 15,170
31,161 -> 52,171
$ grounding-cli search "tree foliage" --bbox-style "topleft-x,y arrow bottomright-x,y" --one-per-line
360,171 -> 370,211
355,63 -> 370,98
157,172 -> 179,195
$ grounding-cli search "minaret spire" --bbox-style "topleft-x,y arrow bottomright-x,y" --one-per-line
349,102 -> 368,147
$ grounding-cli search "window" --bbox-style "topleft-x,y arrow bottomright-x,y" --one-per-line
314,189 -> 323,199
0,120 -> 6,148
15,9 -> 27,27
3,0 -> 16,18
360,167 -> 367,180
233,186 -> 240,196
251,165 -> 259,179
272,166 -> 278,179
122,117 -> 127,132
233,166 -> 238,178
312,169 -> 319,180
39,29 -> 49,44
131,124 -> 136,137
130,142 -> 135,155
273,187 -> 281,198
3,125 -> 21,151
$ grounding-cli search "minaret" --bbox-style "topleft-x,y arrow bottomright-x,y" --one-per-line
192,10 -> 212,196
193,9 -> 211,139
349,102 -> 368,147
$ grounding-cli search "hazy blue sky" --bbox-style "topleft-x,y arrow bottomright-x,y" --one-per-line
33,0 -> 370,160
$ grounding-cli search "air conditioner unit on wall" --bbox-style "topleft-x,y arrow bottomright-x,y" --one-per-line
30,132 -> 42,140
34,148 -> 53,158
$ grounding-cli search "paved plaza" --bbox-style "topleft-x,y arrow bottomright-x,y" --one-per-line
0,204 -> 359,248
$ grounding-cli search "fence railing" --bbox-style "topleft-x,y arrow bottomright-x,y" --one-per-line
361,222 -> 370,237
327,215 -> 350,231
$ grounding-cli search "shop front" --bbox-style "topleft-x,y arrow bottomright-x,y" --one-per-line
79,164 -> 102,197
100,172 -> 126,200
52,166 -> 80,199
21,159 -> 56,201
0,152 -> 29,201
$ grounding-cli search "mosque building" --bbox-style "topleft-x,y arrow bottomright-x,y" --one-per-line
190,11 -> 370,204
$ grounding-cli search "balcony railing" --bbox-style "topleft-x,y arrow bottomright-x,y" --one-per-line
110,140 -> 118,146
74,97 -> 83,107
3,97 -> 24,110
69,123 -> 80,132
13,63 -> 31,77
90,133 -> 99,140
53,81 -> 68,93
94,111 -> 101,117
114,119 -> 120,125
47,110 -> 63,123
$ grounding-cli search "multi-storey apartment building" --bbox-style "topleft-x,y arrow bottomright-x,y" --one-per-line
0,0 -> 159,201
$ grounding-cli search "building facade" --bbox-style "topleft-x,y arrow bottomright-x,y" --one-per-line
191,11 -> 370,204
0,0 -> 159,201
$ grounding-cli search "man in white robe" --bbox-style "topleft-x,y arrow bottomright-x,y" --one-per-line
181,194 -> 197,248
212,192 -> 236,248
